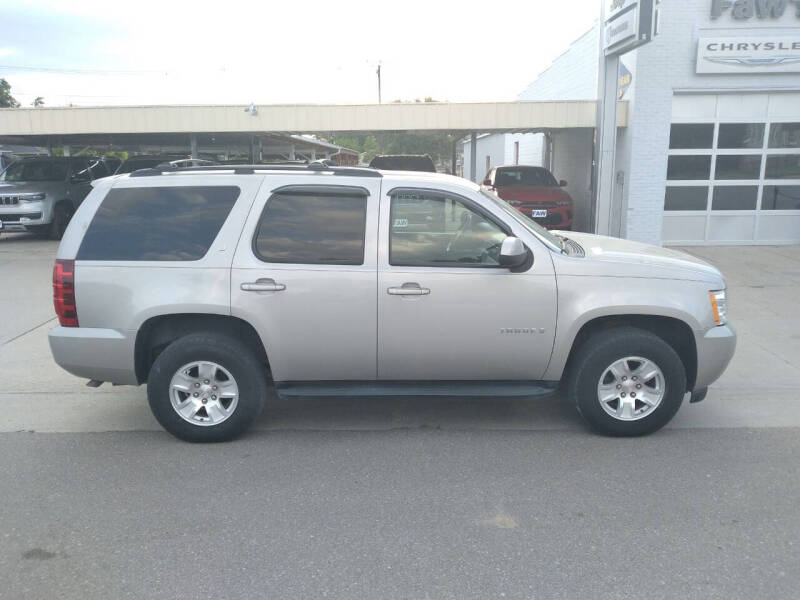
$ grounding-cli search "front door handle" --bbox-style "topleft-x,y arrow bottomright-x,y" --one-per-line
387,282 -> 430,296
241,278 -> 286,292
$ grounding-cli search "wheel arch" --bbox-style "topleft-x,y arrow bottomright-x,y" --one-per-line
134,313 -> 269,384
555,314 -> 698,392
55,197 -> 74,211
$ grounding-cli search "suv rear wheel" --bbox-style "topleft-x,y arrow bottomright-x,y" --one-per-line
567,327 -> 686,436
147,333 -> 267,442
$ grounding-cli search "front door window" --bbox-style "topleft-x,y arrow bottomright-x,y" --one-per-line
389,192 -> 507,267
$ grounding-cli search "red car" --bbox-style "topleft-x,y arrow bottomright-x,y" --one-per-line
482,165 -> 573,230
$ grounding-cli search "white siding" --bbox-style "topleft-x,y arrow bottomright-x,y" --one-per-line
463,133 -> 546,182
504,133 -> 545,166
518,26 -> 599,102
462,134 -> 507,182
551,129 -> 595,233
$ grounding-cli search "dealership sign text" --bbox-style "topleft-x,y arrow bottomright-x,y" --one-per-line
711,0 -> 800,19
697,36 -> 800,73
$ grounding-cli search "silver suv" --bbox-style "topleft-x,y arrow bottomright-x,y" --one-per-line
48,163 -> 736,441
0,156 -> 111,239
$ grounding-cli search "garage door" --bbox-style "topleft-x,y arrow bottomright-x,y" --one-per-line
662,92 -> 800,245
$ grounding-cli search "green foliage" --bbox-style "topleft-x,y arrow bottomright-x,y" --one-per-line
0,79 -> 20,108
320,97 -> 458,170
326,131 -> 456,170
32,97 -> 45,107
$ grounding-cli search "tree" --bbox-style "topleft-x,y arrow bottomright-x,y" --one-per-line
32,97 -> 45,107
0,78 -> 20,108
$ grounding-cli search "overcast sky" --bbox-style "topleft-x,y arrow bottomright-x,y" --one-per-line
1,0 -> 599,107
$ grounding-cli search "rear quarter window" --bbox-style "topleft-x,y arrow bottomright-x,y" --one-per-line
77,186 -> 240,261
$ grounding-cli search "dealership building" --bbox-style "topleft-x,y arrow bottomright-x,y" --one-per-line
464,0 -> 800,245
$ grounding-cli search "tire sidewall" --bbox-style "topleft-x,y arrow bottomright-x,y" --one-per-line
569,328 -> 687,437
147,333 -> 266,442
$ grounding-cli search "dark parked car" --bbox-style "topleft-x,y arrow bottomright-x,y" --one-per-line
482,165 -> 574,230
369,154 -> 437,172
116,155 -> 217,174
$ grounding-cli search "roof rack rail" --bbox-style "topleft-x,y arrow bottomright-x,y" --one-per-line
130,162 -> 381,178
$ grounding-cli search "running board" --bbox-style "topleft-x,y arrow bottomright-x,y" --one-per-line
274,380 -> 559,398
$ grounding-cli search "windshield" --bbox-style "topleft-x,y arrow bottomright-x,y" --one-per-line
480,189 -> 563,251
495,167 -> 557,187
2,160 -> 67,182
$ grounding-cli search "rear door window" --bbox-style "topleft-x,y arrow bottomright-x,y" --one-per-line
77,186 -> 240,261
253,187 -> 368,265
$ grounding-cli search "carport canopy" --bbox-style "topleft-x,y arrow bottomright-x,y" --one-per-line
0,100 -> 626,140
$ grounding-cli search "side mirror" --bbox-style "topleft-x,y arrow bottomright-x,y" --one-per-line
559,179 -> 568,187
482,178 -> 493,187
499,236 -> 529,270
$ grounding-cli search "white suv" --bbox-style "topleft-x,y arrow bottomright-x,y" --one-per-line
49,163 -> 736,442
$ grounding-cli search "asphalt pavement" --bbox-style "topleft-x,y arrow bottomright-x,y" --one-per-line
1,231 -> 799,599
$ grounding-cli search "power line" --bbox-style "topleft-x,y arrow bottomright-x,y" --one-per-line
0,64 -> 168,75
13,90 -> 142,99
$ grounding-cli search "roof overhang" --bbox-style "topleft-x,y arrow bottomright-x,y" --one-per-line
0,101 -> 627,143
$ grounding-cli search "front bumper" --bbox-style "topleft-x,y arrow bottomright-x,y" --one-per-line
48,326 -> 138,385
0,201 -> 51,230
694,323 -> 737,390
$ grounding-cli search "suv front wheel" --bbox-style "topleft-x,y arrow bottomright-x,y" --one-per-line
49,202 -> 73,240
147,333 -> 267,442
567,327 -> 687,436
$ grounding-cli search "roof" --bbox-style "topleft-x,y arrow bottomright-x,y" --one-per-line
107,162 -> 481,194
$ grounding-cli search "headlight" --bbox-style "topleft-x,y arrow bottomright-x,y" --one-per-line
22,192 -> 46,202
709,289 -> 727,326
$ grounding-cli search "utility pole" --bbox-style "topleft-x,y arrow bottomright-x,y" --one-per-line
376,62 -> 382,104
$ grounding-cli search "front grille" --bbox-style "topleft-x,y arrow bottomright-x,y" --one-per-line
534,212 -> 564,227
0,196 -> 20,205
0,212 -> 42,223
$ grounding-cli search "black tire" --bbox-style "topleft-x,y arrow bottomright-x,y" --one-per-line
147,332 -> 267,442
49,202 -> 73,240
567,326 -> 686,437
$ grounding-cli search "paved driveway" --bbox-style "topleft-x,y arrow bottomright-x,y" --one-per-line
1,232 -> 799,599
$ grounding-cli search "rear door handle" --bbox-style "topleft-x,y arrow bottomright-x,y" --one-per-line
241,278 -> 286,292
387,282 -> 430,296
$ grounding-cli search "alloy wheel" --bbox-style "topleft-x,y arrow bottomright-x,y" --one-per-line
596,356 -> 665,421
169,361 -> 239,426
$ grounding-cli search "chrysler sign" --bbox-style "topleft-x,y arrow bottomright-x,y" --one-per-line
697,36 -> 800,73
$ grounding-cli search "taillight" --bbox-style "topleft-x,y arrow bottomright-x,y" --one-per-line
53,259 -> 79,327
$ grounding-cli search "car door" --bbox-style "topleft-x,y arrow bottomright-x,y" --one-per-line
231,176 -> 381,382
377,184 -> 557,381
